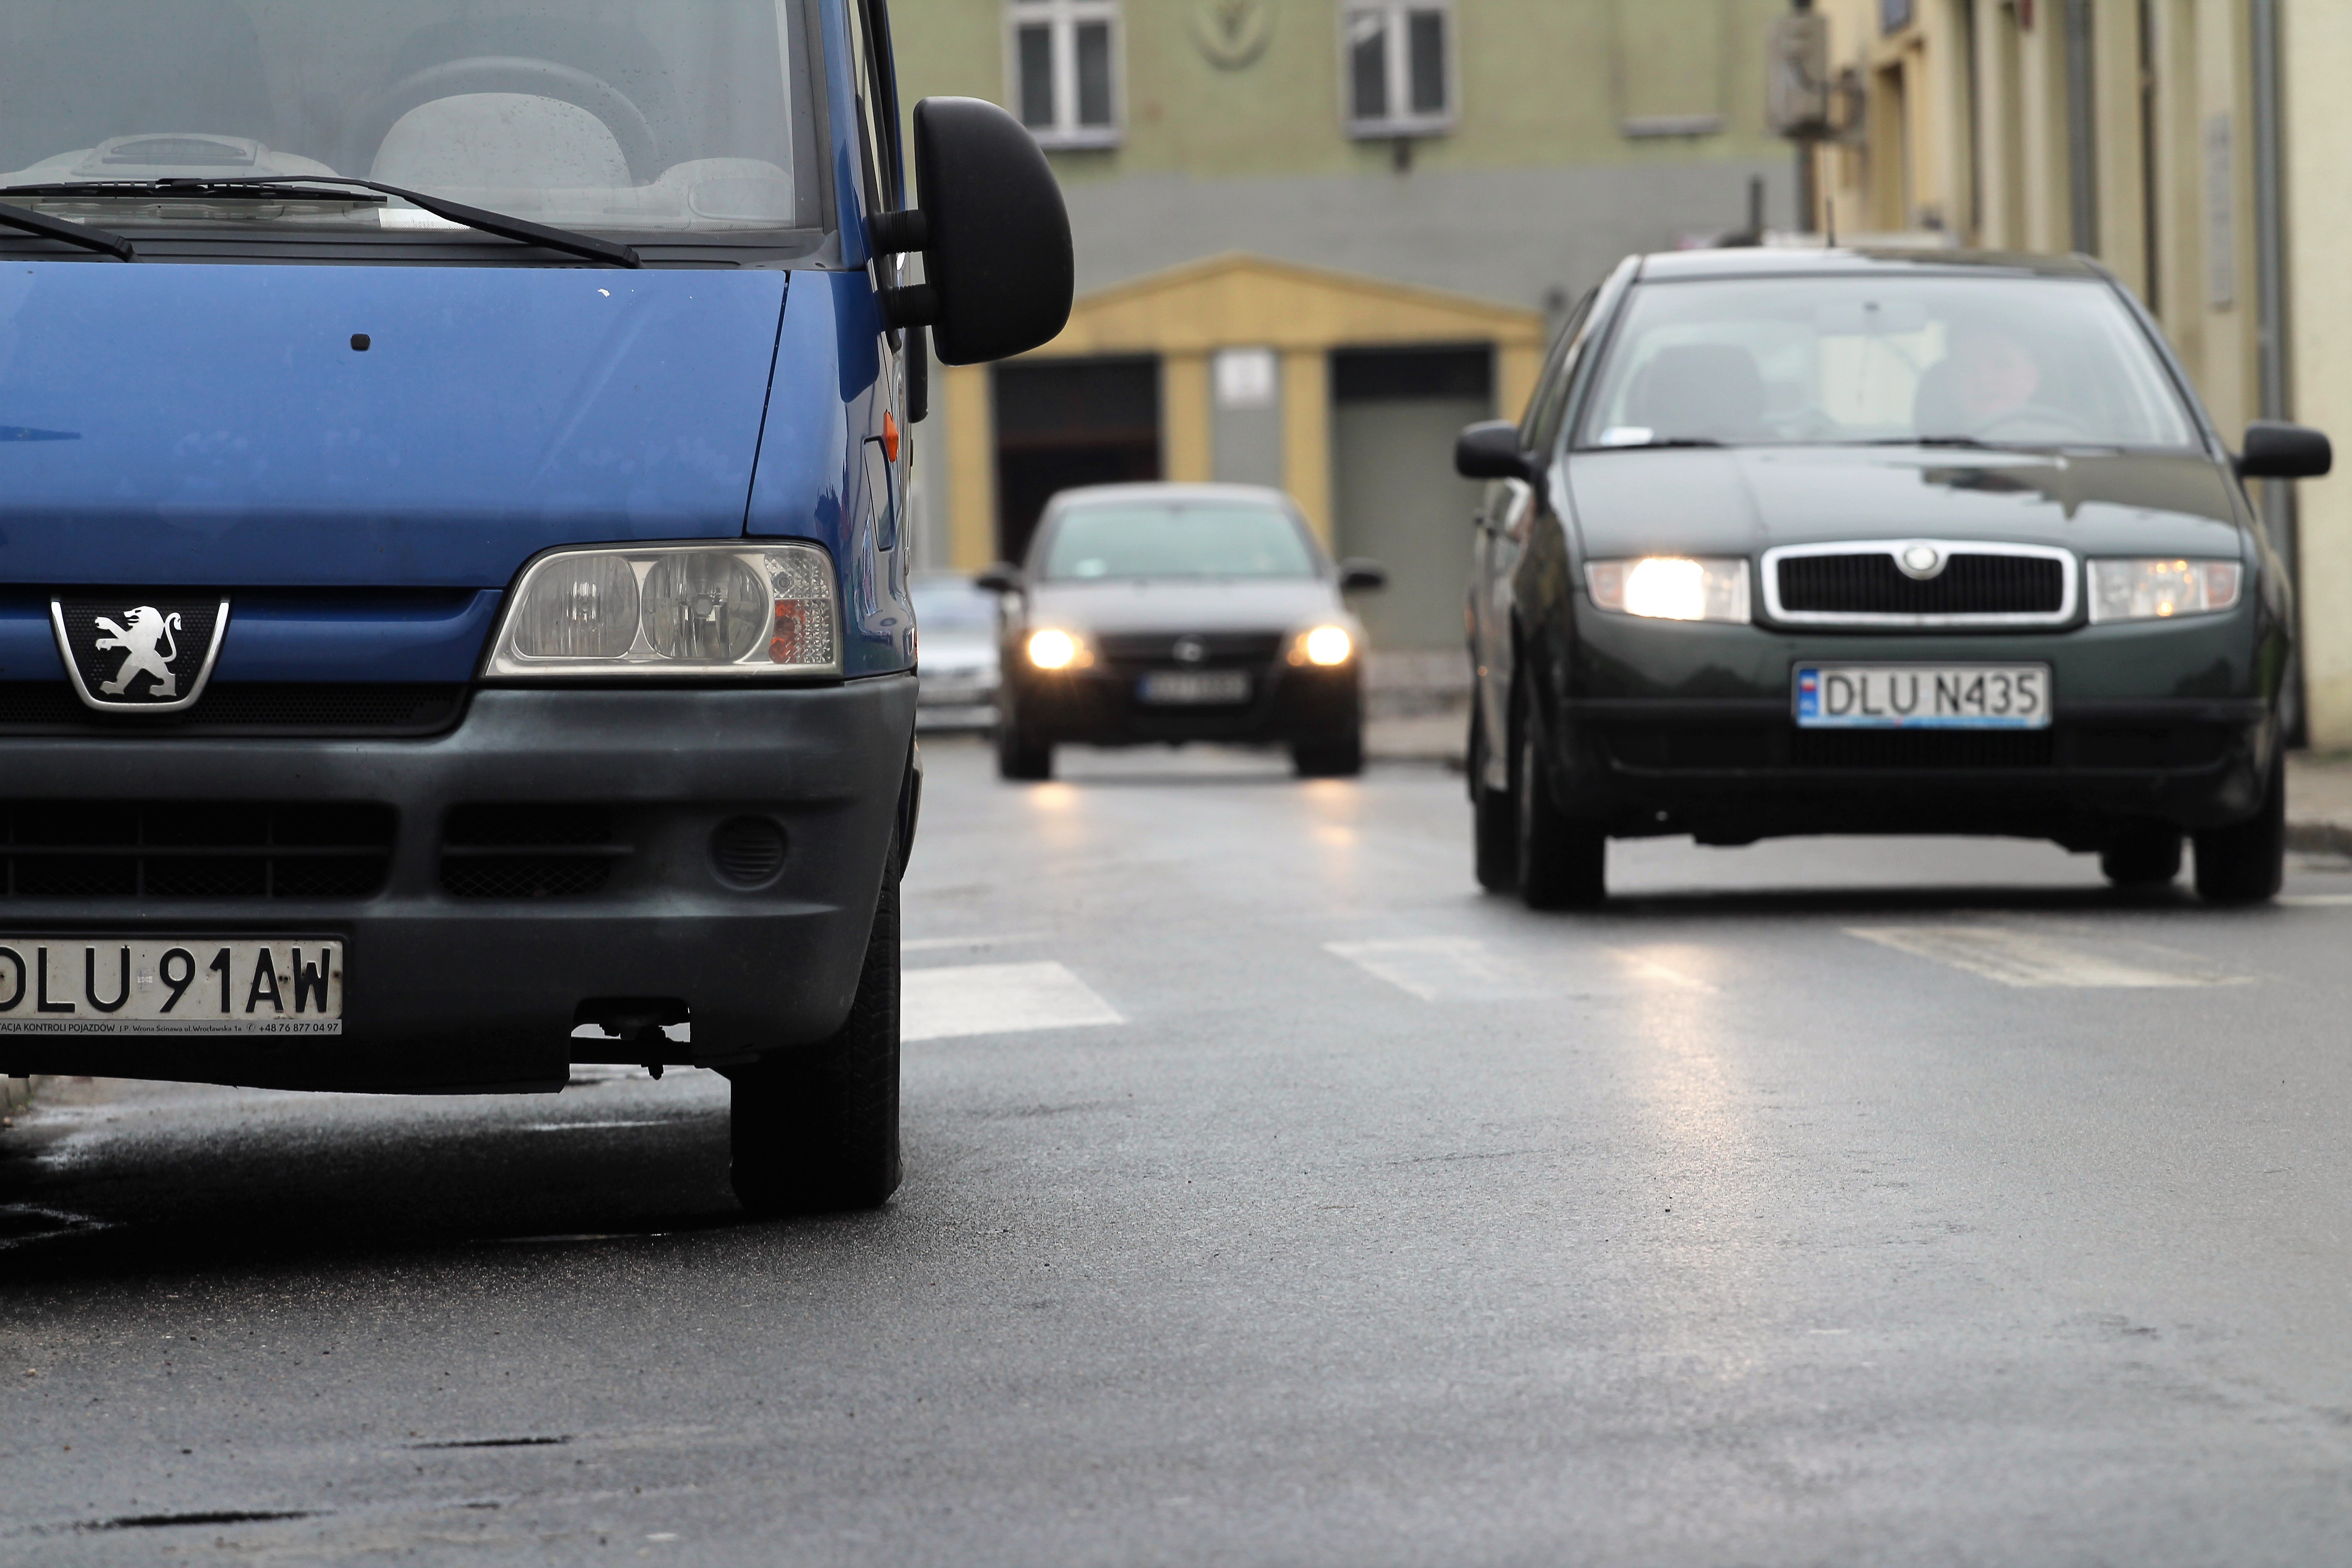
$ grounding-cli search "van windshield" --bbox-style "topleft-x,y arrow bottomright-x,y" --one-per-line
1042,501 -> 1322,583
1576,275 -> 2200,451
0,0 -> 823,238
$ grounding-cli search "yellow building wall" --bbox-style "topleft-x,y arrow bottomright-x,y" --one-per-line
2283,0 -> 2352,748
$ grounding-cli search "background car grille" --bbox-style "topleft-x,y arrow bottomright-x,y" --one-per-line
1094,632 -> 1286,669
1775,554 -> 2066,617
440,804 -> 629,899
0,801 -> 394,898
0,682 -> 465,736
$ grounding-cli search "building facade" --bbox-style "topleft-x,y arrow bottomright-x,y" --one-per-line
892,0 -> 1796,650
1798,0 -> 2352,747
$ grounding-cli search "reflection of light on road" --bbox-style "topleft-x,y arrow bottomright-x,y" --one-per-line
1607,945 -> 1721,991
1025,781 -> 1079,813
1314,823 -> 1357,848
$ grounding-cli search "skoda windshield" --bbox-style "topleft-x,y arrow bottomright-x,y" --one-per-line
0,0 -> 825,240
1577,275 -> 2200,452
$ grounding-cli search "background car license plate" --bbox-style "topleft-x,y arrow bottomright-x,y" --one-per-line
1139,670 -> 1250,705
0,939 -> 343,1034
1794,664 -> 2050,729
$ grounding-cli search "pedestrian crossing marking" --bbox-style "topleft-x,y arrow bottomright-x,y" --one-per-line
902,961 -> 1123,1042
1323,938 -> 1534,1001
1324,937 -> 1722,1001
1847,925 -> 2248,988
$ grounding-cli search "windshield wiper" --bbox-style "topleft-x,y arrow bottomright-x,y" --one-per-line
0,198 -> 134,260
1591,437 -> 1724,451
0,176 -> 639,269
1855,436 -> 1997,449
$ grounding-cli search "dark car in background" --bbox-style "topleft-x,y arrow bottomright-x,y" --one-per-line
1456,248 -> 2331,908
981,484 -> 1385,780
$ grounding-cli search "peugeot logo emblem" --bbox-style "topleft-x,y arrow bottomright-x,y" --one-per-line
1172,636 -> 1208,664
51,594 -> 232,714
1896,543 -> 1945,580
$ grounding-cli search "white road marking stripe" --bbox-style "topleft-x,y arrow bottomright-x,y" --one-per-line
1323,938 -> 1529,1001
902,931 -> 1046,953
901,961 -> 1123,1042
1847,925 -> 2246,987
2279,894 -> 2352,906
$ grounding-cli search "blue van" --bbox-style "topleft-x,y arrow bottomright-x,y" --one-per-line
0,0 -> 1072,1214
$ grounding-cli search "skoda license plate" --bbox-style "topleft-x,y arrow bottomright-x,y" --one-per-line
0,939 -> 343,1034
1140,670 -> 1250,705
1794,665 -> 2050,729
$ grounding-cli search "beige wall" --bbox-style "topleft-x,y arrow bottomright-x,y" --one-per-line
1804,1 -> 2352,745
2283,0 -> 2352,747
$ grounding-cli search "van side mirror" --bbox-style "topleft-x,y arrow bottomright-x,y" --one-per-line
974,564 -> 1021,594
2238,420 -> 2332,480
888,98 -> 1074,366
1455,420 -> 1537,482
1339,559 -> 1388,592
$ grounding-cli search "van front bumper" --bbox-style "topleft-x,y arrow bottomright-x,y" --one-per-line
0,676 -> 916,1093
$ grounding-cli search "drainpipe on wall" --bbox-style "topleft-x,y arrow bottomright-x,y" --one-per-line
2249,0 -> 2300,743
2062,0 -> 2098,254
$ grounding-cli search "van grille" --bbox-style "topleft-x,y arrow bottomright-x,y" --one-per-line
0,801 -> 394,898
440,805 -> 629,900
0,682 -> 464,736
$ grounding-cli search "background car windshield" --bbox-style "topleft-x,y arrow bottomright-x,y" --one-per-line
1577,276 -> 2199,450
0,0 -> 823,235
1042,502 -> 1320,582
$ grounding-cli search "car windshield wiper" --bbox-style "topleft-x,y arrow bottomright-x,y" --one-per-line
0,177 -> 639,269
0,198 -> 134,260
1588,437 -> 1724,451
1853,436 -> 1997,449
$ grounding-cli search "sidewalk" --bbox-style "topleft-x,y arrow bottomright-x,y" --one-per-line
2289,752 -> 2352,855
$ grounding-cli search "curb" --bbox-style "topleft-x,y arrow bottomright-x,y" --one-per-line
2288,821 -> 2352,857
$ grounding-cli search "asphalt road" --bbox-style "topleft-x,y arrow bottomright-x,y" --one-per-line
9,737 -> 2352,1564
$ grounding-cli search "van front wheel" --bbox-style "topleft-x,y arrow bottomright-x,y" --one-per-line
730,867 -> 902,1216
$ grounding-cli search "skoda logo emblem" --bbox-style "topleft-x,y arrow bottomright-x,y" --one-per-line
1172,636 -> 1209,665
1896,543 -> 1945,579
51,594 -> 231,714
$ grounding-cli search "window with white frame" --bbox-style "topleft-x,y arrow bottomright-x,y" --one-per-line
1343,1 -> 1454,137
1009,0 -> 1120,148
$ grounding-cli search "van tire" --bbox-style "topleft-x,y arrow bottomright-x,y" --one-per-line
2193,762 -> 2286,904
730,866 -> 902,1216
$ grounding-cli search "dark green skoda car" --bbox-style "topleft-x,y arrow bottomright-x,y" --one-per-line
1456,249 -> 2331,907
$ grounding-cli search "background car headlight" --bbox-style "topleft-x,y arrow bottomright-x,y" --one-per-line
1585,557 -> 1750,623
1287,625 -> 1354,666
2087,558 -> 2243,623
487,543 -> 838,676
1025,628 -> 1092,670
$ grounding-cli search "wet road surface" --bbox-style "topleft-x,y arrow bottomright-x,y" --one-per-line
8,737 -> 2352,1563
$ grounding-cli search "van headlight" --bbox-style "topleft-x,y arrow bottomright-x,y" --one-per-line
1584,557 -> 1750,623
2087,558 -> 2243,623
485,543 -> 839,677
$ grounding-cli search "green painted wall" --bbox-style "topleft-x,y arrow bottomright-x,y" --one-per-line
890,0 -> 1793,186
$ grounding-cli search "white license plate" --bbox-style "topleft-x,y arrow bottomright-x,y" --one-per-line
0,939 -> 343,1034
1139,670 -> 1250,705
1794,664 -> 2051,729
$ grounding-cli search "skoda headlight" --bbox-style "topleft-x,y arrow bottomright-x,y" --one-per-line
1585,557 -> 1750,623
2087,558 -> 2243,623
486,542 -> 839,677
